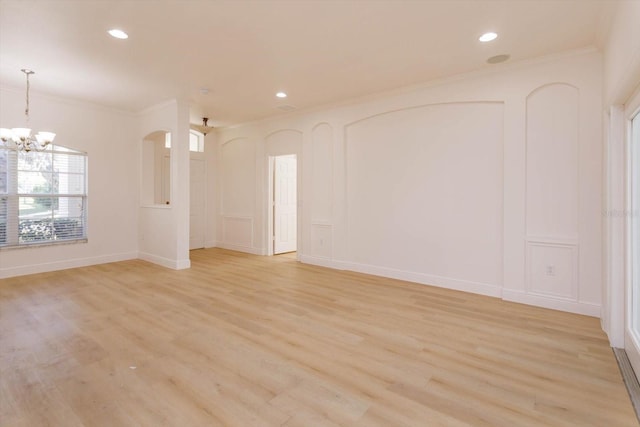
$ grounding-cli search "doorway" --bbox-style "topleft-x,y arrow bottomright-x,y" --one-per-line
270,154 -> 297,254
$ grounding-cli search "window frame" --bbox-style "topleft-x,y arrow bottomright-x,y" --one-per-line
164,130 -> 205,152
0,144 -> 88,249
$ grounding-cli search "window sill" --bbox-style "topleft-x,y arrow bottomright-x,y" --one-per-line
0,238 -> 88,251
140,204 -> 171,209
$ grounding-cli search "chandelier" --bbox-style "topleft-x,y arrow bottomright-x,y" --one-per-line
193,117 -> 214,136
0,69 -> 56,152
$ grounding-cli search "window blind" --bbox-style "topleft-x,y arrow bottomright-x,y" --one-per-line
0,144 -> 87,247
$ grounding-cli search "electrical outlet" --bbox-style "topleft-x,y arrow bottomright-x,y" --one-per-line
546,265 -> 556,276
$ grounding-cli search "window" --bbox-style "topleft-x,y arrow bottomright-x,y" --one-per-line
0,144 -> 87,248
0,149 -> 7,244
163,130 -> 204,152
189,130 -> 204,152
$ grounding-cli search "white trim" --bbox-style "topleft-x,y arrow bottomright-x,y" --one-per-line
626,331 -> 640,380
0,251 -> 138,279
137,251 -> 190,270
525,240 -> 579,300
301,256 -> 601,316
604,105 -> 627,347
267,156 -> 275,256
526,235 -> 580,245
215,242 -> 266,255
299,254 -> 340,269
221,47 -> 598,129
136,99 -> 177,116
625,91 -> 640,375
204,240 -> 217,248
0,85 -> 135,116
502,289 -> 600,317
176,258 -> 191,270
332,259 -> 501,298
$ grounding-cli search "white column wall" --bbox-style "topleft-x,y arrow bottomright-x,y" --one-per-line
137,99 -> 191,270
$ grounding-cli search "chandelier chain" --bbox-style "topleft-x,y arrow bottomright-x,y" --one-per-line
0,68 -> 56,151
25,71 -> 30,120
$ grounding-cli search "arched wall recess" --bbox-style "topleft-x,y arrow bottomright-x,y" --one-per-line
524,82 -> 580,301
264,129 -> 303,155
220,137 -> 255,250
343,101 -> 504,295
309,122 -> 334,259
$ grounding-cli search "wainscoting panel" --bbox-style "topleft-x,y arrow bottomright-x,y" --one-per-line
309,223 -> 332,259
526,239 -> 578,300
525,83 -> 579,239
222,216 -> 253,249
312,123 -> 333,223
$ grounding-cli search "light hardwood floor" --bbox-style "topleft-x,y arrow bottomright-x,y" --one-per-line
1,248 -> 637,426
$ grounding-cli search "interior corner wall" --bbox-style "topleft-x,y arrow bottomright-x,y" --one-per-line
216,50 -> 603,317
603,0 -> 640,106
0,88 -> 139,278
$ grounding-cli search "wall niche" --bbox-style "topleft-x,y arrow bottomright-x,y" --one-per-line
141,130 -> 171,206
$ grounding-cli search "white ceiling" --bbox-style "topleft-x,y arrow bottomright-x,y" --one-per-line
0,0 -> 610,126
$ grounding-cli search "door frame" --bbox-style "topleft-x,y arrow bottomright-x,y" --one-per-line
625,89 -> 640,373
189,153 -> 206,250
267,154 -> 299,256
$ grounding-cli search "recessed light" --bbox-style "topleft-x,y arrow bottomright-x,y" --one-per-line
479,32 -> 498,42
276,92 -> 287,98
108,29 -> 129,39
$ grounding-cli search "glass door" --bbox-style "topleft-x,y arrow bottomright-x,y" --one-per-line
627,103 -> 640,374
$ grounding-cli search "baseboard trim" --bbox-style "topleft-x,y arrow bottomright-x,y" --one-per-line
138,252 -> 190,270
0,251 -> 138,279
302,258 -> 501,298
215,242 -> 266,255
176,258 -> 191,270
299,255 -> 340,269
502,289 -> 600,317
613,347 -> 640,422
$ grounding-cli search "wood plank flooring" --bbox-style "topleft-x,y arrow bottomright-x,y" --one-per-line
0,248 -> 637,426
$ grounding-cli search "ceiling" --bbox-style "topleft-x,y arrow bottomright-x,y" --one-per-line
0,0 -> 610,127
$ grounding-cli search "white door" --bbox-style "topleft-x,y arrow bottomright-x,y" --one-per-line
627,105 -> 640,373
189,157 -> 206,250
273,155 -> 297,254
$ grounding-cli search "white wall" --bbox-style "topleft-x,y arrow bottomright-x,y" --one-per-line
0,87 -> 139,277
345,102 -> 503,295
217,49 -> 603,316
137,99 -> 191,270
601,0 -> 640,347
